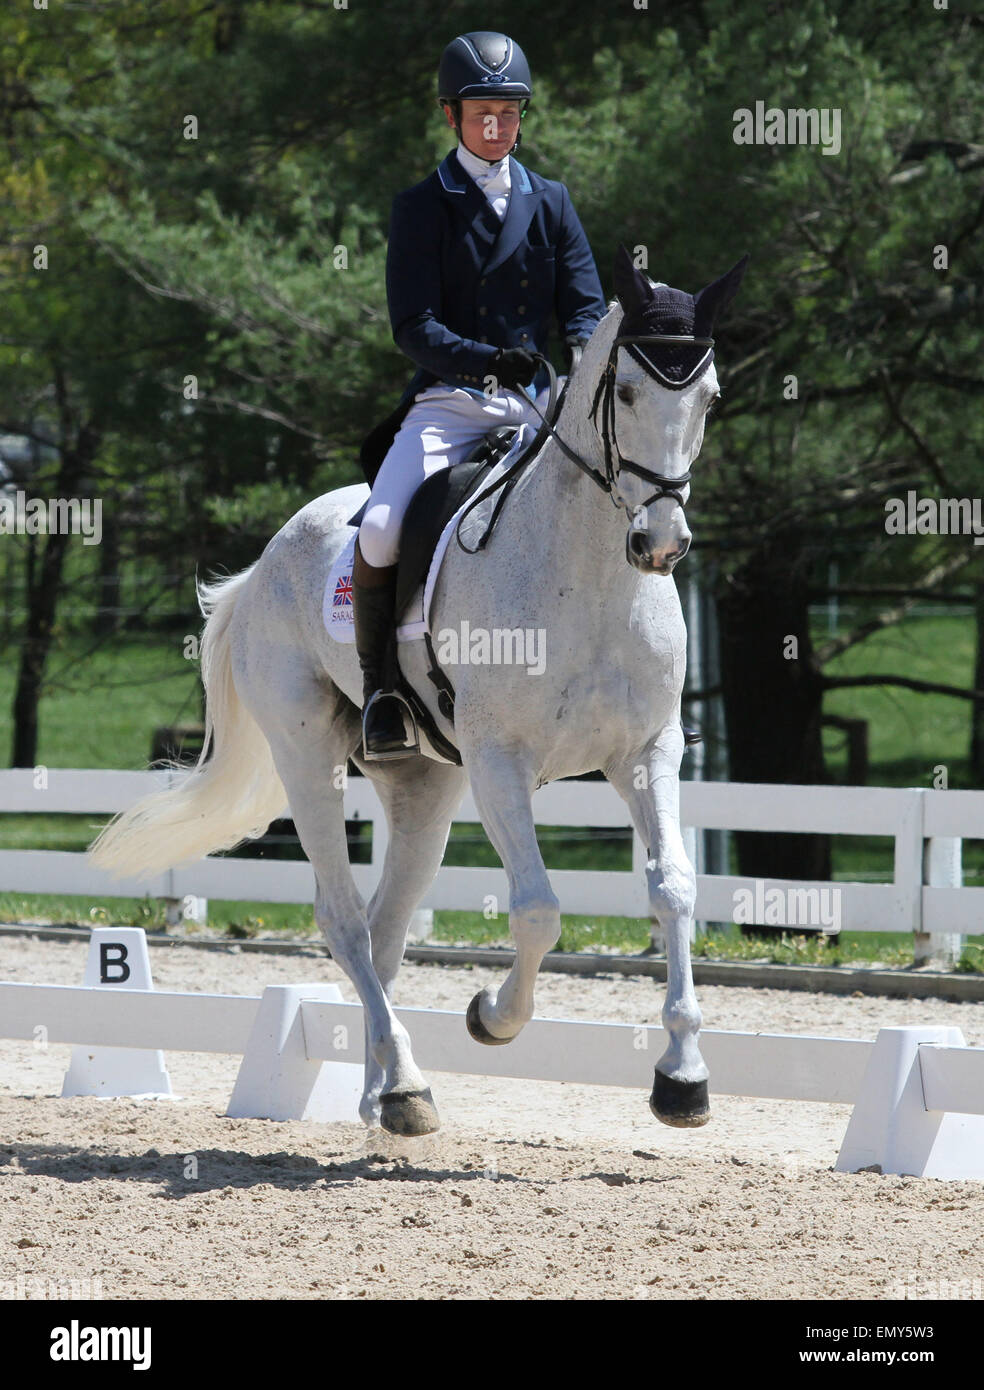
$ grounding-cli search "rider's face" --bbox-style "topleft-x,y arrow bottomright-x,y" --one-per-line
444,99 -> 522,161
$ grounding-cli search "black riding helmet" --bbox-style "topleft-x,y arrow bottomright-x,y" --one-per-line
437,31 -> 532,155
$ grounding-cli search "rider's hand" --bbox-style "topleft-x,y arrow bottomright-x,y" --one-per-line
493,347 -> 538,390
563,335 -> 588,371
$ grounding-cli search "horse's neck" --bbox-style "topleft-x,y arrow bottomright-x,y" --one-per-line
516,362 -> 637,594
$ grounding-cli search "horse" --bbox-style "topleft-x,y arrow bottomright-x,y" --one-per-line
90,245 -> 748,1138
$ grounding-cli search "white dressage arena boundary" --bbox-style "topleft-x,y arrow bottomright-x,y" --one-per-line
1,929 -> 983,1180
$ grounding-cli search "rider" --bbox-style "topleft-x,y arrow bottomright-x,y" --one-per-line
352,29 -> 607,758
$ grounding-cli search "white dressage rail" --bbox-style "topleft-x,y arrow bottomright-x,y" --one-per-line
0,770 -> 977,959
1,978 -> 982,1179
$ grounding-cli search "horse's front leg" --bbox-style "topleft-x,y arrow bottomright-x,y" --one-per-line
463,748 -> 561,1044
609,724 -> 709,1127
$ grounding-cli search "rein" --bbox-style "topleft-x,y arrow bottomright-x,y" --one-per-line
455,324 -> 714,553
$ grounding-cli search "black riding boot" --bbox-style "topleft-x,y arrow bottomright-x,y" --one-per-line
352,571 -> 411,758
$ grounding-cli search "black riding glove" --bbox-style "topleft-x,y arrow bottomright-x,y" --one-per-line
493,347 -> 538,390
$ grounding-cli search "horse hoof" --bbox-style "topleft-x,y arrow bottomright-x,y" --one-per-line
359,1100 -> 382,1129
466,992 -> 514,1046
649,1071 -> 710,1128
379,1087 -> 440,1137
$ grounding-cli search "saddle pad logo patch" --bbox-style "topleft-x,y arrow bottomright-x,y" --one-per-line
322,529 -> 424,644
329,570 -> 354,634
323,533 -> 357,643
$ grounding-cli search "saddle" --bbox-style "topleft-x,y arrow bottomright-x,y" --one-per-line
347,424 -> 521,765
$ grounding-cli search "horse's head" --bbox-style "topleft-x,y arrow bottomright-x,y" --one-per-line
579,246 -> 748,575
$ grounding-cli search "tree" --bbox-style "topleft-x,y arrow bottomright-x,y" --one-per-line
2,0 -> 981,817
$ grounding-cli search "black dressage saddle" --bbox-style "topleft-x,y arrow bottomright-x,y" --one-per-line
347,424 -> 519,621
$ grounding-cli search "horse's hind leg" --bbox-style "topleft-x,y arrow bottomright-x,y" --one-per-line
608,726 -> 708,1127
352,753 -> 467,1125
461,747 -> 561,1044
258,677 -> 440,1136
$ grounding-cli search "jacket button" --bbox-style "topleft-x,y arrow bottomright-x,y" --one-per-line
517,305 -> 526,314
478,306 -> 487,316
520,333 -> 529,341
479,336 -> 488,343
520,279 -> 528,288
480,278 -> 487,286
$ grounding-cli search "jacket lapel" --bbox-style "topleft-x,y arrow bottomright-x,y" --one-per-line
482,157 -> 544,275
437,150 -> 503,269
436,150 -> 545,276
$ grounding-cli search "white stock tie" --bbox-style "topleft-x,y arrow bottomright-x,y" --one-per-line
475,166 -> 510,222
456,142 -> 512,222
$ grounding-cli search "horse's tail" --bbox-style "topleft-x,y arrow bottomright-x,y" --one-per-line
88,566 -> 287,879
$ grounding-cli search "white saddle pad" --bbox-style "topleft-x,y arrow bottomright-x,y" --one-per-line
323,424 -> 533,644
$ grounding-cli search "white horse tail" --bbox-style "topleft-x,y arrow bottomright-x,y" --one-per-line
88,566 -> 287,879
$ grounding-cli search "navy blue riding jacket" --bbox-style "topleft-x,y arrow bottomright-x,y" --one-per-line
386,149 -> 606,402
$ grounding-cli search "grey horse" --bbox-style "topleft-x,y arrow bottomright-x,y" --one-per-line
90,246 -> 748,1137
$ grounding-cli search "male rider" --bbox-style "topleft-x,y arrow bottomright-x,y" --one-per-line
352,29 -> 607,758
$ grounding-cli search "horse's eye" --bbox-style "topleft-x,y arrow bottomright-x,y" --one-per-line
616,383 -> 634,404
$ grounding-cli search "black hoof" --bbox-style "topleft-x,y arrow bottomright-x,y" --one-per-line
379,1087 -> 440,1136
649,1071 -> 710,1128
466,992 -> 514,1046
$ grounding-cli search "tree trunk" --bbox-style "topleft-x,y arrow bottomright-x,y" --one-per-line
9,425 -> 99,767
971,580 -> 984,784
94,504 -> 121,636
716,539 -> 832,931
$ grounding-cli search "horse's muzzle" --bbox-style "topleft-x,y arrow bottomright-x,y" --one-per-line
626,530 -> 691,573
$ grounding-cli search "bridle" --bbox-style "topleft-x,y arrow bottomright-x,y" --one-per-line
455,321 -> 714,553
584,328 -> 714,509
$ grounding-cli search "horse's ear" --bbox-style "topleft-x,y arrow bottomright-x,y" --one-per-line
693,254 -> 750,335
613,243 -> 654,313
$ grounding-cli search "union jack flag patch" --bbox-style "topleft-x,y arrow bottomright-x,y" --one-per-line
333,574 -> 353,607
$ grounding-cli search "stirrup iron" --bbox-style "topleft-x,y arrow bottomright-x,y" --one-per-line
361,689 -> 420,762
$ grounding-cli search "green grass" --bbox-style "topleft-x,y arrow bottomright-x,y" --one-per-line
0,634 -> 200,771
818,611 -> 977,788
427,912 -> 984,973
3,891 -> 981,973
0,892 -> 313,937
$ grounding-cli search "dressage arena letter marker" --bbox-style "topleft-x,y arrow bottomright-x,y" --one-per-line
61,927 -> 173,1100
100,941 -> 130,983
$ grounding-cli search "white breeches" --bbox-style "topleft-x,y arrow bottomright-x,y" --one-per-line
358,383 -> 555,568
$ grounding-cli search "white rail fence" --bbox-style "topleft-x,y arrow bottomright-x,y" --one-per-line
0,769 -> 979,964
